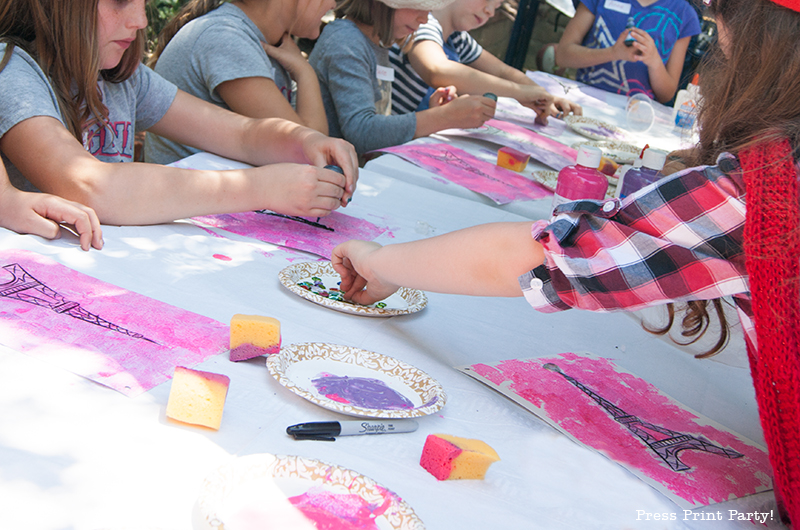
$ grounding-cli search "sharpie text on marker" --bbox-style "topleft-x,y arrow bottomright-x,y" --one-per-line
286,420 -> 419,441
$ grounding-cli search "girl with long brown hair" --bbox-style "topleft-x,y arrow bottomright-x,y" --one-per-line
145,0 -> 333,164
332,0 -> 800,522
0,0 -> 358,226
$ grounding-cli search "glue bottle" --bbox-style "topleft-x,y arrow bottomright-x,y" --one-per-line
552,145 -> 607,210
673,73 -> 700,130
617,148 -> 667,199
624,17 -> 636,47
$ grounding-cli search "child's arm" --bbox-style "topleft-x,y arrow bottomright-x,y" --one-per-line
218,35 -> 328,134
331,222 -> 544,305
414,94 -> 497,138
556,4 -> 640,69
0,166 -> 103,250
628,29 -> 691,103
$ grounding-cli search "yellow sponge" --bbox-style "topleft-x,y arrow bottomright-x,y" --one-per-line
166,366 -> 230,430
230,314 -> 281,361
420,434 -> 500,480
497,147 -> 530,172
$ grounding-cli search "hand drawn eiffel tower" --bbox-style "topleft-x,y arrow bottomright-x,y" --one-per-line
0,263 -> 157,344
543,363 -> 743,471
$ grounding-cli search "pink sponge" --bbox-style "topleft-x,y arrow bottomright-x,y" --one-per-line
420,434 -> 500,480
497,147 -> 530,172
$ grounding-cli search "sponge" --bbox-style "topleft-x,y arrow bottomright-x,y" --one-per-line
420,434 -> 500,480
166,366 -> 230,430
496,147 -> 530,172
230,314 -> 281,361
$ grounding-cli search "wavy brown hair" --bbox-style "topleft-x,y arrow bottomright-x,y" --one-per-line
652,0 -> 800,357
148,0 -> 227,68
334,0 -> 396,48
0,0 -> 146,140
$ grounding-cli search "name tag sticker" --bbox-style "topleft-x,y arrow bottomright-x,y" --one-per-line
604,0 -> 631,14
376,65 -> 395,82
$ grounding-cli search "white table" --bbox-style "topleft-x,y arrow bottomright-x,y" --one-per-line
0,162 -> 778,530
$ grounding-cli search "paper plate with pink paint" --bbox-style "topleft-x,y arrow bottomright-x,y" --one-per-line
279,261 -> 427,317
267,342 -> 446,418
193,453 -> 425,530
565,116 -> 631,142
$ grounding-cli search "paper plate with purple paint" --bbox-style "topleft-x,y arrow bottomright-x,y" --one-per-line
267,342 -> 446,418
279,261 -> 427,317
193,453 -> 425,530
564,116 -> 631,142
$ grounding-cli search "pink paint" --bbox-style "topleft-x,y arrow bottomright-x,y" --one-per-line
212,254 -> 232,261
0,249 -> 228,397
288,486 -> 392,529
193,211 -> 386,259
439,119 -> 577,171
373,143 -> 551,204
469,353 -> 773,507
552,144 -> 608,209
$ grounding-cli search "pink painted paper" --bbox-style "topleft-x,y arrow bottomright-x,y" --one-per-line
461,353 -> 772,508
0,249 -> 228,397
192,211 -> 387,259
373,143 -> 551,204
440,119 -> 577,171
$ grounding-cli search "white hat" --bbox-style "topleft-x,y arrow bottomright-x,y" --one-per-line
380,0 -> 456,11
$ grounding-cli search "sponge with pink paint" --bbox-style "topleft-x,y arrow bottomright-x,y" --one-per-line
419,434 -> 500,480
229,314 -> 281,361
166,366 -> 230,430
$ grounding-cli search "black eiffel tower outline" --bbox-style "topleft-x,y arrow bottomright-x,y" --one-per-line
254,210 -> 334,232
416,147 -> 510,186
543,363 -> 744,472
0,263 -> 157,344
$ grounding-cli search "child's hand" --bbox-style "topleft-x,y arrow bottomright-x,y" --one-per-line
552,96 -> 582,119
627,29 -> 661,68
259,162 -> 349,217
300,134 -> 359,206
262,34 -> 311,77
429,86 -> 457,108
0,185 -> 103,251
331,240 -> 399,305
612,29 -> 644,62
516,86 -> 556,124
441,94 -> 496,129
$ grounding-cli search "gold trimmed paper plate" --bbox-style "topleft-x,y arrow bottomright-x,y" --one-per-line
267,342 -> 446,418
570,140 -> 642,164
565,116 -> 630,142
193,453 -> 425,530
279,261 -> 427,317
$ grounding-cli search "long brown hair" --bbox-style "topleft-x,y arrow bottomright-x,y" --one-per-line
656,0 -> 800,357
148,0 -> 227,67
334,0 -> 396,47
0,0 -> 146,140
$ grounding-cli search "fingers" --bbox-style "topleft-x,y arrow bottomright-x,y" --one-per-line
32,195 -> 104,251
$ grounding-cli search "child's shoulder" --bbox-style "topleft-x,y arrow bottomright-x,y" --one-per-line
313,19 -> 374,59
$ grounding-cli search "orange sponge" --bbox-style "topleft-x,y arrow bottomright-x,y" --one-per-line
166,366 -> 230,430
496,147 -> 530,172
230,314 -> 281,361
420,434 -> 500,480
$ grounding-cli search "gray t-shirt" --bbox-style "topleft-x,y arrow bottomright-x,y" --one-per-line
308,19 -> 416,155
146,3 -> 292,164
0,44 -> 177,191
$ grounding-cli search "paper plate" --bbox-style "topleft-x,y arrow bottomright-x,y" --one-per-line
193,453 -> 425,530
267,342 -> 446,418
571,140 -> 642,164
279,261 -> 427,317
565,116 -> 630,142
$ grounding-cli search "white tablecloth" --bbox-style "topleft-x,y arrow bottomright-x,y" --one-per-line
0,159 -> 776,529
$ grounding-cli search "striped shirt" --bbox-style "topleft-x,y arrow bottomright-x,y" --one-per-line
389,14 -> 483,115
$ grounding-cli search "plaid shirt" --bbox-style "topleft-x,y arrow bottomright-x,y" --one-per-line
519,153 -> 764,351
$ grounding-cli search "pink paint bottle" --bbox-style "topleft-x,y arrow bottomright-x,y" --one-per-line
552,145 -> 607,210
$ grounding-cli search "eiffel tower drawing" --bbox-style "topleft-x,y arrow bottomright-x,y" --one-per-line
543,363 -> 743,471
0,263 -> 157,344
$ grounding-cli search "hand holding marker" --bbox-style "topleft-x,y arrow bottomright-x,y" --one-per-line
318,164 -> 345,223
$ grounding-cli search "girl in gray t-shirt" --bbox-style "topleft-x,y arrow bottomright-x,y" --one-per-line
146,0 -> 333,164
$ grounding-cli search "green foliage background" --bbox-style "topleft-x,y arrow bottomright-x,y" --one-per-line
146,0 -> 190,51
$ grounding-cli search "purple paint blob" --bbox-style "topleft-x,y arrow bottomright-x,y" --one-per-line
289,486 -> 391,530
311,373 -> 414,410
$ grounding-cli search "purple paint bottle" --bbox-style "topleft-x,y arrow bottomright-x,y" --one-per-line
552,145 -> 607,209
618,148 -> 667,199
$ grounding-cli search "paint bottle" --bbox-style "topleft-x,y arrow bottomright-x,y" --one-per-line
618,148 -> 667,198
552,145 -> 607,209
673,73 -> 700,130
624,17 -> 636,47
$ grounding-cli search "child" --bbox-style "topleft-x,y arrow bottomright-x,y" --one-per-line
145,0 -> 332,164
0,0 -> 357,227
389,0 -> 580,122
555,0 -> 701,103
308,0 -> 513,156
0,160 -> 103,251
332,0 -> 800,523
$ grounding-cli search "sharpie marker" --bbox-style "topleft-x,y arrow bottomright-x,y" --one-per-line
317,164 -> 345,223
287,419 -> 418,441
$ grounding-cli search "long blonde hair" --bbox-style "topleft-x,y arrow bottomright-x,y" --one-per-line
0,0 -> 146,139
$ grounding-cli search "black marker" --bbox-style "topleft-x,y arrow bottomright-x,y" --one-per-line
319,164 -> 346,222
287,419 -> 419,441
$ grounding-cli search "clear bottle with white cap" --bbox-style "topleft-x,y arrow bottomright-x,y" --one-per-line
618,148 -> 667,199
552,145 -> 608,210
